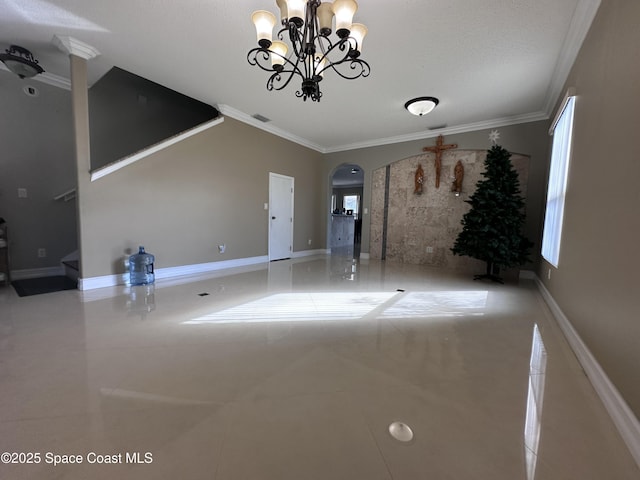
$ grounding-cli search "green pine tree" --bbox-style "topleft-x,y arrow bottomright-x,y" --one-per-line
451,144 -> 533,283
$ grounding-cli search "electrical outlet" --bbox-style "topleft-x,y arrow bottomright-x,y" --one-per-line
426,246 -> 434,254
18,188 -> 27,198
218,244 -> 226,254
547,268 -> 551,280
308,239 -> 312,246
37,248 -> 46,258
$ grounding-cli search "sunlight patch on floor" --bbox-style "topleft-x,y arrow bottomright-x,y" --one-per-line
183,292 -> 399,324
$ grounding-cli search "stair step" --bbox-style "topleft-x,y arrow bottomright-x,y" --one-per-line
62,260 -> 79,271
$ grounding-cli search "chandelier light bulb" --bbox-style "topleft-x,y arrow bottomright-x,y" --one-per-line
252,10 -> 276,48
270,41 -> 288,70
286,0 -> 306,27
333,0 -> 358,38
276,0 -> 288,24
349,23 -> 367,55
317,2 -> 334,36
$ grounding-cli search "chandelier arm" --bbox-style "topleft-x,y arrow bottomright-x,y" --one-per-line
266,68 -> 300,92
247,49 -> 270,71
325,58 -> 371,80
248,45 -> 307,82
313,38 -> 370,79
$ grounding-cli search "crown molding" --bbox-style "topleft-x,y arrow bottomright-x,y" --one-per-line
217,104 -> 325,153
219,105 -> 549,154
543,0 -> 601,115
37,71 -> 72,90
0,63 -> 71,90
52,35 -> 100,60
323,111 -> 550,153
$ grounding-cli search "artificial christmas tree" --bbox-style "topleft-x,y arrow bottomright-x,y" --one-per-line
451,143 -> 532,283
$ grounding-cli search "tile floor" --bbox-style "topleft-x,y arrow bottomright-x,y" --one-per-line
0,254 -> 638,479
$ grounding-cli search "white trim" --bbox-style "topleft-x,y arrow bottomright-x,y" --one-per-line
543,0 -> 600,116
534,276 -> 640,467
78,273 -> 124,291
52,35 -> 100,60
549,87 -> 577,135
155,256 -> 268,280
11,266 -> 64,280
36,71 -> 72,90
218,104 -> 324,152
324,111 -> 550,153
0,63 -> 71,90
78,255 -> 269,291
90,117 -> 224,181
292,249 -> 330,258
519,269 -> 536,280
53,188 -> 77,202
219,102 -> 549,154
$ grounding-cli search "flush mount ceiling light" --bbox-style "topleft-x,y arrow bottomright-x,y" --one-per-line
247,0 -> 370,102
405,96 -> 439,116
0,45 -> 45,79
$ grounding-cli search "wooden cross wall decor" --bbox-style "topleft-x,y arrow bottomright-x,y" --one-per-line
422,135 -> 458,188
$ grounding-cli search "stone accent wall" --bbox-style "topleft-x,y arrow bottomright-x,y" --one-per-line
370,150 -> 529,272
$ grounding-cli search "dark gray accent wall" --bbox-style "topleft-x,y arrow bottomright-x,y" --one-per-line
89,67 -> 219,171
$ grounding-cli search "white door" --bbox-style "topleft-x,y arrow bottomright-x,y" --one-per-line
269,173 -> 294,261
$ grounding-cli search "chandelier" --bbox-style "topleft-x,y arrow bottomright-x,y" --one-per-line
247,0 -> 370,102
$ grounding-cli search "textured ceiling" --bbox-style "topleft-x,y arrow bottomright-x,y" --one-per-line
0,0 -> 600,152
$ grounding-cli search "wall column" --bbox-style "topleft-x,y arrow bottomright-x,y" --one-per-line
53,36 -> 100,282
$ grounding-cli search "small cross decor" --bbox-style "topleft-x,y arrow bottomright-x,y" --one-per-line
423,135 -> 458,188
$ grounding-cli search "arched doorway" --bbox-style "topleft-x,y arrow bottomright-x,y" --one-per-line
329,163 -> 364,257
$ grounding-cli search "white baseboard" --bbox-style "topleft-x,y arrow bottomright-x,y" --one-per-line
78,255 -> 270,291
11,266 -> 65,280
519,269 -> 536,279
534,276 -> 640,467
292,249 -> 330,258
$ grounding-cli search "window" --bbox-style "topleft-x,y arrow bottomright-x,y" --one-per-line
343,195 -> 359,215
541,90 -> 576,267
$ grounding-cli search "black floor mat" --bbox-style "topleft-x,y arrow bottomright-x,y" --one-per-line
12,276 -> 77,297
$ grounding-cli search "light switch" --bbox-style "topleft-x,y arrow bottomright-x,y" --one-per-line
18,188 -> 27,198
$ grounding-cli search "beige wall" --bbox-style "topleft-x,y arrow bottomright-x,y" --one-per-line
0,71 -> 77,271
324,122 -> 551,261
538,0 -> 640,418
79,118 -> 325,278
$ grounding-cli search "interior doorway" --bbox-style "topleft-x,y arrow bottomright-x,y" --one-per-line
329,164 -> 364,258
269,172 -> 294,261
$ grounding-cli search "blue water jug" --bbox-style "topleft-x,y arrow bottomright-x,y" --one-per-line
129,246 -> 155,285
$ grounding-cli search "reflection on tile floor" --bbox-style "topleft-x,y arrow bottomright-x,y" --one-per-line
0,254 -> 638,479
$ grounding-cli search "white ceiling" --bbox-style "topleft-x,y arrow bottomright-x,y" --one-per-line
0,0 -> 600,153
